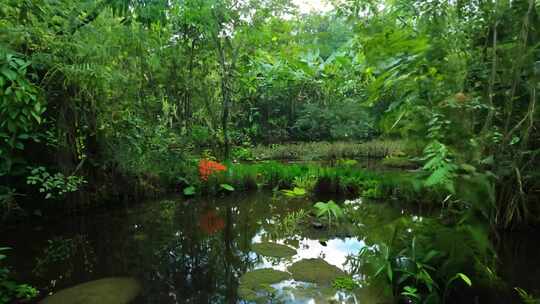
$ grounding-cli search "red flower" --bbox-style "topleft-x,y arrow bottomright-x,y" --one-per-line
198,159 -> 227,181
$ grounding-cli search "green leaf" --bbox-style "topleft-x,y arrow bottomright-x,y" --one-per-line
1,68 -> 17,81
456,273 -> 472,286
510,136 -> 520,145
220,183 -> 235,191
31,111 -> 42,124
386,262 -> 393,282
183,186 -> 196,196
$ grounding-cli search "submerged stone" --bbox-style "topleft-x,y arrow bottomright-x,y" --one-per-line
288,259 -> 345,285
238,268 -> 291,301
40,277 -> 141,304
252,242 -> 297,258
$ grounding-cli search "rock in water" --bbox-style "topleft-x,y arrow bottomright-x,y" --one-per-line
238,268 -> 291,301
252,242 -> 297,258
40,277 -> 141,304
288,259 -> 345,285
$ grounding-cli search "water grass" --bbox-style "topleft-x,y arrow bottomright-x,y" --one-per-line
250,140 -> 406,161
190,160 -> 431,206
202,161 -> 385,196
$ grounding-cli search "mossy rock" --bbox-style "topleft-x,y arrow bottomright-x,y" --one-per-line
288,259 -> 345,285
238,268 -> 291,301
40,277 -> 141,304
252,242 -> 297,258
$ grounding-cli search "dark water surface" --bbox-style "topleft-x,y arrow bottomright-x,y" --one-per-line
3,192 -> 367,303
1,192 -> 537,303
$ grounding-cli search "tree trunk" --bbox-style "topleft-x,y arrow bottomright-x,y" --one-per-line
215,36 -> 231,159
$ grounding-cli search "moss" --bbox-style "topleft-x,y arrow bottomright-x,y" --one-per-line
238,268 -> 291,301
252,242 -> 297,258
40,277 -> 141,304
288,259 -> 345,285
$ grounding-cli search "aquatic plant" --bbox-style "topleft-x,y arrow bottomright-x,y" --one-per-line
332,276 -> 359,291
266,209 -> 308,239
313,200 -> 344,226
199,161 -> 390,196
293,175 -> 318,193
281,187 -> 307,198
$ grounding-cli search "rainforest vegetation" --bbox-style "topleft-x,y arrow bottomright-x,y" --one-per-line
0,0 -> 539,303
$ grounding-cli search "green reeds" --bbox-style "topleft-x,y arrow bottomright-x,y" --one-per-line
202,161 -> 385,196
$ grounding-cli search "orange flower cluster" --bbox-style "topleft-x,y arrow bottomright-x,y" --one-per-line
198,159 -> 227,181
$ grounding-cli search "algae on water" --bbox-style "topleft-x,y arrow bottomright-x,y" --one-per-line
288,258 -> 345,285
238,268 -> 291,301
251,242 -> 297,258
40,277 -> 141,304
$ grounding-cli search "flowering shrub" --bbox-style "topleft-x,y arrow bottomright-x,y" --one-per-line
198,159 -> 227,181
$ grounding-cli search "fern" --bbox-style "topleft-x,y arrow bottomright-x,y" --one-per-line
422,141 -> 457,194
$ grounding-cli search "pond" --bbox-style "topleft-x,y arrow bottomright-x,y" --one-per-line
0,191 -> 537,303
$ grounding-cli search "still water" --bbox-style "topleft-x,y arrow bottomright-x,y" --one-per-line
3,192 -> 370,303
1,191 -> 537,303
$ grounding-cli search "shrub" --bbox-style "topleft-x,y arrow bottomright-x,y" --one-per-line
198,159 -> 227,181
0,247 -> 38,303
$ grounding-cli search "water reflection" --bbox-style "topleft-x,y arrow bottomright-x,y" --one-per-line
3,191 -> 530,304
252,233 -> 364,272
0,190 -> 407,304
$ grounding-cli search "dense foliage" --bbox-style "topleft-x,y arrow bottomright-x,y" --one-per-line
0,0 -> 539,303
